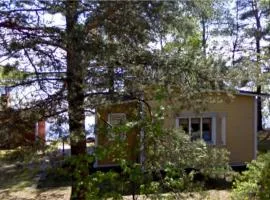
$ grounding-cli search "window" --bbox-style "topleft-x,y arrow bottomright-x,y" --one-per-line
0,86 -> 10,95
0,87 -> 5,95
177,114 -> 216,144
191,118 -> 200,141
202,118 -> 212,142
108,113 -> 126,140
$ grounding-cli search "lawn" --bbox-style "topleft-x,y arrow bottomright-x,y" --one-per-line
122,190 -> 230,200
0,149 -> 71,200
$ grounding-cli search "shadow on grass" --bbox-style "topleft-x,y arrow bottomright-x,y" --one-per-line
204,177 -> 233,190
0,162 -> 71,200
0,164 -> 38,190
0,148 -> 44,191
37,167 -> 71,189
35,187 -> 71,200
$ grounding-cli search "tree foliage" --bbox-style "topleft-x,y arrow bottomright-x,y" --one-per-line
0,0 -> 257,199
232,152 -> 270,200
0,0 -> 227,198
69,107 -> 232,199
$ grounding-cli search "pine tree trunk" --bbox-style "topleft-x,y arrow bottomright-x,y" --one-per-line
66,1 -> 88,199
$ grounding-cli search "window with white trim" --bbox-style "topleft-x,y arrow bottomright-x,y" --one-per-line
176,115 -> 216,144
108,113 -> 126,140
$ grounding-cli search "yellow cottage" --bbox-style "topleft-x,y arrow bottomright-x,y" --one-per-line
94,91 -> 264,167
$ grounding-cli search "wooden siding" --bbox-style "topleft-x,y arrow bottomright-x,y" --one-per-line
210,95 -> 255,165
160,94 -> 255,165
96,94 -> 256,166
96,102 -> 139,166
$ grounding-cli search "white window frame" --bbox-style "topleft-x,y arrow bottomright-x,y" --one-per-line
108,113 -> 126,140
221,115 -> 226,145
176,112 -> 217,145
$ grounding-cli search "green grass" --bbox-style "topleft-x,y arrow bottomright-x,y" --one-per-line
0,148 -> 71,200
0,147 -> 232,199
0,163 -> 38,191
0,150 -> 15,159
37,167 -> 71,189
0,148 -> 41,191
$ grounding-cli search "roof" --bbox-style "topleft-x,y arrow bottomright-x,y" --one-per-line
238,90 -> 270,97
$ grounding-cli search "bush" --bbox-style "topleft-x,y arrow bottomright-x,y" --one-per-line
78,107 -> 233,199
232,152 -> 270,200
0,147 -> 36,162
87,114 -> 233,199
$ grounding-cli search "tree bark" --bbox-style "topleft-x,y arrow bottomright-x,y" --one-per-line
252,0 -> 263,131
201,17 -> 207,56
232,0 -> 240,65
65,1 -> 88,199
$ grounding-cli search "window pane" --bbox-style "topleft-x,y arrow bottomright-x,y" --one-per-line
179,118 -> 189,133
108,113 -> 126,140
191,118 -> 200,141
109,113 -> 126,126
202,118 -> 212,143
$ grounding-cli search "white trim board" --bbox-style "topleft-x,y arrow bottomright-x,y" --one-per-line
176,113 -> 218,145
176,112 -> 227,146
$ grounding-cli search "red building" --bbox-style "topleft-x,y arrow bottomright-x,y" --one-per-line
0,86 -> 46,148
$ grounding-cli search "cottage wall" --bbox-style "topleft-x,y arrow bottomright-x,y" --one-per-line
96,94 -> 256,166
158,94 -> 256,165
96,102 -> 139,166
209,95 -> 255,165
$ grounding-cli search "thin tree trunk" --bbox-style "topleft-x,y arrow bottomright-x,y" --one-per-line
252,0 -> 263,131
232,0 -> 240,65
108,66 -> 114,96
201,17 -> 207,56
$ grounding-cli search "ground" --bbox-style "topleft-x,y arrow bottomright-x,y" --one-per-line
0,142 -> 235,200
0,150 -> 71,200
0,186 -> 71,200
121,190 -> 231,200
1,130 -> 269,199
0,165 -> 71,200
0,159 -> 230,200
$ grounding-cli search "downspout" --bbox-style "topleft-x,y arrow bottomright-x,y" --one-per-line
254,96 -> 258,159
94,110 -> 99,168
139,93 -> 145,170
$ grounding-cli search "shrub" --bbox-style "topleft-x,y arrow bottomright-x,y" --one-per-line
0,146 -> 37,162
83,107 -> 233,199
88,116 -> 232,199
232,152 -> 270,200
